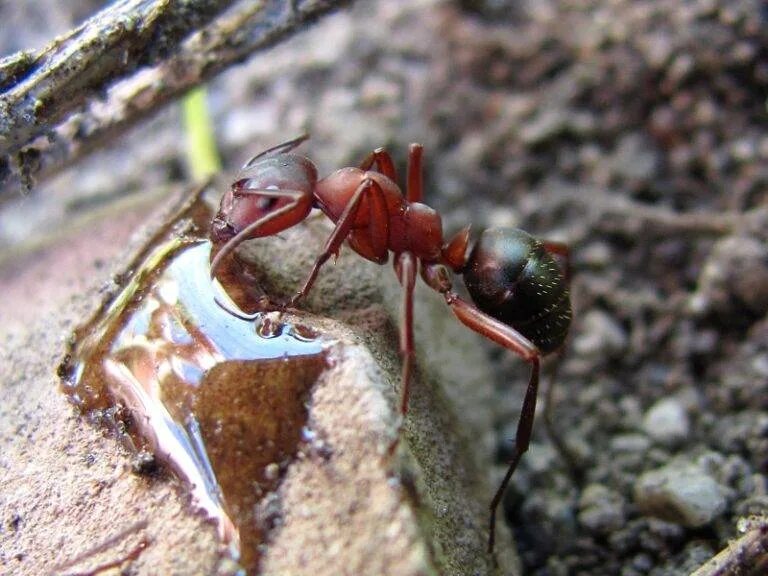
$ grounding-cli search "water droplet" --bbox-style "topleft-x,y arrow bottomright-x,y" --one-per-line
59,193 -> 329,572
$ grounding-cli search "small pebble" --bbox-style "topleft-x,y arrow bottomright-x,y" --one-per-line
578,483 -> 626,535
689,236 -> 768,318
580,241 -> 612,269
572,309 -> 628,358
611,433 -> 652,454
634,462 -> 728,527
642,398 -> 690,447
608,134 -> 659,183
264,462 -> 280,481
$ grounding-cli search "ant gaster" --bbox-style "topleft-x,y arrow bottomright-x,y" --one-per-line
209,135 -> 572,553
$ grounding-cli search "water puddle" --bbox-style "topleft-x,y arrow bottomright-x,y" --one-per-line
58,191 -> 328,573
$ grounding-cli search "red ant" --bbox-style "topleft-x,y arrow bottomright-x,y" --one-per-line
209,135 -> 572,553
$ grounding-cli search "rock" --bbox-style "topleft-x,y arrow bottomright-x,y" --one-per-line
0,187 -> 518,576
642,398 -> 690,447
607,134 -> 659,184
610,433 -> 652,455
578,484 -> 626,535
689,235 -> 768,321
572,309 -> 628,359
634,461 -> 728,528
519,109 -> 595,146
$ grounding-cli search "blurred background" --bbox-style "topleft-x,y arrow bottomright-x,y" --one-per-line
1,1 -> 767,574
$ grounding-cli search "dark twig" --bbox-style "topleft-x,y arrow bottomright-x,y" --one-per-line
0,0 -> 353,194
0,0 -> 238,155
525,182 -> 768,241
690,516 -> 768,576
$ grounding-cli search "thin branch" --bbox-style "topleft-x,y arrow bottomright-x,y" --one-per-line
0,0 -> 238,154
524,182 -> 768,240
0,0 -> 353,194
690,517 -> 768,576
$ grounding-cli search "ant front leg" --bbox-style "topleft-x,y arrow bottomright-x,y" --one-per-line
290,178 -> 389,306
210,188 -> 313,280
442,291 -> 541,554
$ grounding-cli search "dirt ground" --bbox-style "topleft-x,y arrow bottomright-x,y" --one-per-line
1,0 -> 767,575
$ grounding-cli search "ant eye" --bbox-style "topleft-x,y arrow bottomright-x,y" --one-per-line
257,196 -> 279,211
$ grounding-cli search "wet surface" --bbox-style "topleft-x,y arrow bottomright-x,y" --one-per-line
59,193 -> 328,573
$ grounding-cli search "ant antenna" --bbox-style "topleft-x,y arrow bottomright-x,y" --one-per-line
241,134 -> 310,171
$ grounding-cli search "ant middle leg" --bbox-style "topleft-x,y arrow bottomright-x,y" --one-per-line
359,148 -> 397,181
394,252 -> 418,415
359,143 -> 423,203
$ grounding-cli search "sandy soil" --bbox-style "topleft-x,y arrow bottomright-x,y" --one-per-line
1,0 -> 767,574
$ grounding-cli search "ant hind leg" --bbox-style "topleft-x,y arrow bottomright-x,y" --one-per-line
542,348 -> 584,482
540,241 -> 581,477
441,293 -> 541,554
406,143 -> 424,203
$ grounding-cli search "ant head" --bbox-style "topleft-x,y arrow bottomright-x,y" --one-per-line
231,179 -> 284,214
211,156 -> 318,245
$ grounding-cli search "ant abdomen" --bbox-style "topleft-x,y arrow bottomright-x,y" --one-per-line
462,228 -> 571,354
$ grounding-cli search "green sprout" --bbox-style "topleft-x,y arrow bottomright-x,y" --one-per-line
182,87 -> 222,181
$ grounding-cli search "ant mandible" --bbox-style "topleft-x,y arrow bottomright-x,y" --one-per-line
209,134 -> 572,554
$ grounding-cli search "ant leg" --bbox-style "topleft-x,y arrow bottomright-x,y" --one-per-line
210,188 -> 311,280
442,292 -> 540,554
541,348 -> 583,482
406,143 -> 424,203
394,252 -> 418,414
540,240 -> 581,476
359,147 -> 398,181
290,178 -> 388,305
241,134 -> 310,170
